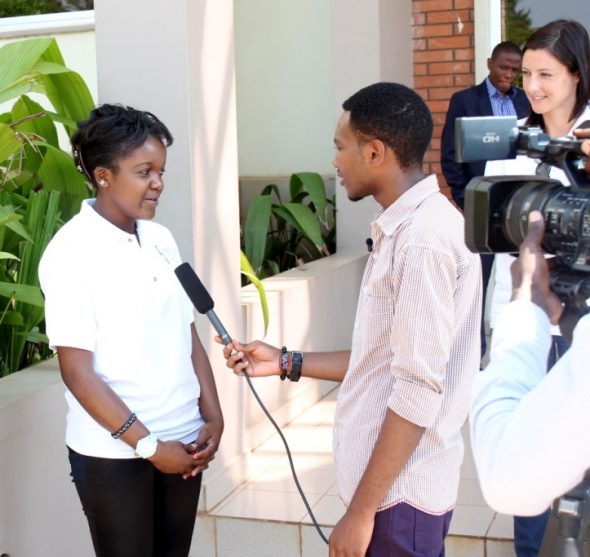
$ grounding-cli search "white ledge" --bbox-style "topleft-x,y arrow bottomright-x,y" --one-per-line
0,10 -> 95,39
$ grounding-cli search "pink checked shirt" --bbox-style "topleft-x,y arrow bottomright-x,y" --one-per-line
334,175 -> 481,514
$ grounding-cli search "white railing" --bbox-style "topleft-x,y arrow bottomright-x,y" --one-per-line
0,10 -> 94,39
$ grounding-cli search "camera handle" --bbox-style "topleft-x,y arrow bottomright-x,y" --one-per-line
539,469 -> 590,557
538,145 -> 590,191
550,269 -> 590,345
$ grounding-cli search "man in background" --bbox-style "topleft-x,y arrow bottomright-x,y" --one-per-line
441,41 -> 530,209
440,40 -> 530,358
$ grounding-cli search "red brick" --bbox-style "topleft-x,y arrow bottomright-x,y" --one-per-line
432,112 -> 448,126
414,38 -> 427,50
413,12 -> 426,25
431,126 -> 443,139
454,0 -> 473,8
413,0 -> 453,12
428,86 -> 460,100
414,49 -> 454,63
440,185 -> 454,201
415,87 -> 429,99
458,22 -> 474,36
414,75 -> 454,88
428,35 -> 470,49
414,63 -> 428,75
454,73 -> 475,87
431,161 -> 443,174
414,23 -> 454,38
428,61 -> 471,75
424,149 -> 440,163
430,137 -> 441,150
454,47 -> 475,61
426,9 -> 471,24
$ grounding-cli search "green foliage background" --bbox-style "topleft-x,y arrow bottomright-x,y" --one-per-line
0,0 -> 93,17
504,0 -> 534,47
0,37 -> 94,375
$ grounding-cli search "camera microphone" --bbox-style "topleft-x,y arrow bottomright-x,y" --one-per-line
174,262 -> 232,346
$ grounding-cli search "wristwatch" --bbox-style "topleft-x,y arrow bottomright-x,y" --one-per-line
135,433 -> 159,459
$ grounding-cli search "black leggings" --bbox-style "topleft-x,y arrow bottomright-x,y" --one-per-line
68,447 -> 202,557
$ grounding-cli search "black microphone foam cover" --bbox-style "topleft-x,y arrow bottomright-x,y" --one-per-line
174,262 -> 214,314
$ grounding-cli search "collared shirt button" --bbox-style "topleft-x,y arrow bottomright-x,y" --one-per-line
128,238 -> 133,243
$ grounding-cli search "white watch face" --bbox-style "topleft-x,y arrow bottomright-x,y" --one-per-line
135,434 -> 158,458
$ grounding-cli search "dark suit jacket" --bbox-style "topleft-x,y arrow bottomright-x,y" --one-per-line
440,80 -> 530,208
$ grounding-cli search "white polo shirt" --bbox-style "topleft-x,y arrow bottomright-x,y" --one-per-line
39,200 -> 204,458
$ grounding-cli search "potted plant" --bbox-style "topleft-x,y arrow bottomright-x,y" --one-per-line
242,171 -> 335,279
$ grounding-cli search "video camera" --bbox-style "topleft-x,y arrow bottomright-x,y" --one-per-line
455,116 -> 590,342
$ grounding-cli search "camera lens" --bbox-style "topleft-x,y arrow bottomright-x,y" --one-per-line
503,184 -> 590,267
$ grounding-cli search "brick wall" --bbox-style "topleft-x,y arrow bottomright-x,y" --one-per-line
412,0 -> 476,199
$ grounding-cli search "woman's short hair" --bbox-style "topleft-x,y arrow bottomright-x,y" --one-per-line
71,104 -> 173,185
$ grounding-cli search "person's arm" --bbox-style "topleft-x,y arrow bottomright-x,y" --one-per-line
187,324 -> 224,474
329,410 -> 424,557
57,347 -> 201,476
470,212 -> 590,515
573,127 -> 590,172
219,338 -> 350,383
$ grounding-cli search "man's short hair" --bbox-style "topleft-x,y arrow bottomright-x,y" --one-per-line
342,82 -> 433,170
491,41 -> 522,59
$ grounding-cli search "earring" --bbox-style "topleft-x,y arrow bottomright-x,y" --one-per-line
98,179 -> 106,186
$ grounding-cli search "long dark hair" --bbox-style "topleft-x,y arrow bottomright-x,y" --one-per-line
523,19 -> 590,129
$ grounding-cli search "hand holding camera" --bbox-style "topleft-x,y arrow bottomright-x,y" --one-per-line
574,127 -> 590,172
510,211 -> 563,325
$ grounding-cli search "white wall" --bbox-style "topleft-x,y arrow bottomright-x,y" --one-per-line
330,0 -> 414,251
0,361 -> 95,556
233,0 -> 335,177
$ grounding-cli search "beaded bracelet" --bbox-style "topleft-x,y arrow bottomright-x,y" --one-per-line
279,346 -> 289,380
111,412 -> 137,439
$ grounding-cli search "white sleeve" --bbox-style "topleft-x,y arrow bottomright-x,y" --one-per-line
470,303 -> 590,515
39,239 -> 96,351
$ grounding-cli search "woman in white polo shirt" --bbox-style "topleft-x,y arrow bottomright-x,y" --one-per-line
39,104 -> 224,557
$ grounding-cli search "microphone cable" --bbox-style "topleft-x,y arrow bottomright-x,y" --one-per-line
174,262 -> 330,545
241,369 -> 330,545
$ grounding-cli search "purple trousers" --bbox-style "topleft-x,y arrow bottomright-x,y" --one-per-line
367,502 -> 453,557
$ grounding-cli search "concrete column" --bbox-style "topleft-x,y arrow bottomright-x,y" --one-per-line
330,0 -> 413,251
93,0 -> 244,505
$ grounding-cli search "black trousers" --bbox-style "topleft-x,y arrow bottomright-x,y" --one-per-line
68,447 -> 202,557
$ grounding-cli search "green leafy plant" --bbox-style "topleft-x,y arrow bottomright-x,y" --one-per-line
240,250 -> 269,336
242,172 -> 335,280
0,37 -> 95,375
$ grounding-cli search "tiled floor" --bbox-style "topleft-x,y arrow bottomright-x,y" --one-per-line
198,387 -> 515,557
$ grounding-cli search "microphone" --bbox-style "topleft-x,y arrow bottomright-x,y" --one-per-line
174,262 -> 232,346
173,261 -> 330,545
366,238 -> 373,252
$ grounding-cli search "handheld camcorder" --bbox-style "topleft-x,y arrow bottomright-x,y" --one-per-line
455,116 -> 590,341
